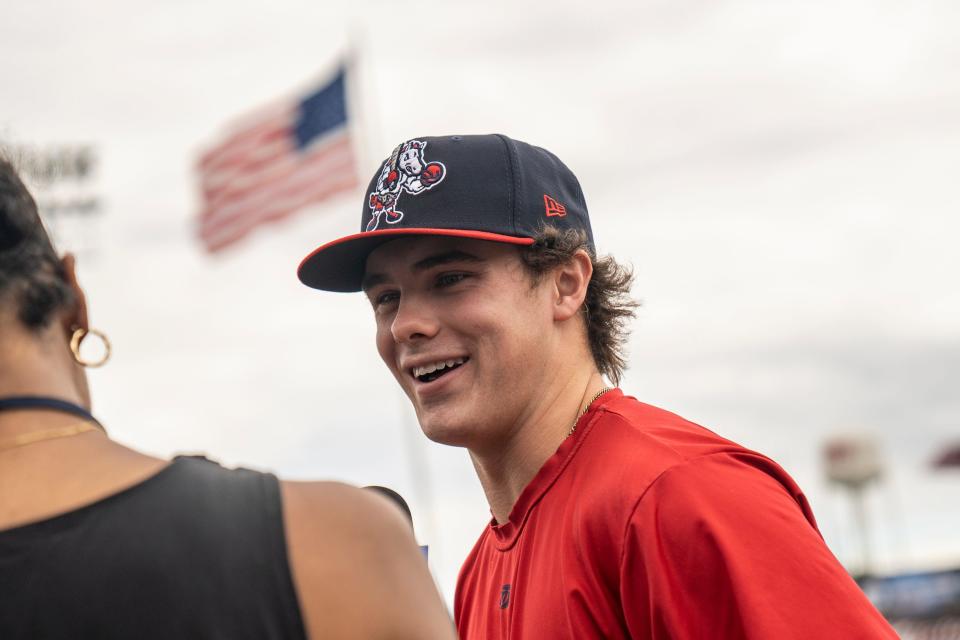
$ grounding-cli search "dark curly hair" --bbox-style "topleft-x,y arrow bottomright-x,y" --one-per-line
520,227 -> 639,385
0,157 -> 73,330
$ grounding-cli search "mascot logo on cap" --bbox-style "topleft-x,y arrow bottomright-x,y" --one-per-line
366,140 -> 446,232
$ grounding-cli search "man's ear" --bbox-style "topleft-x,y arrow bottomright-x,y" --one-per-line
553,250 -> 593,322
60,253 -> 89,334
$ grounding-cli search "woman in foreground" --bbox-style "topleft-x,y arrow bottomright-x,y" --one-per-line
0,158 -> 455,640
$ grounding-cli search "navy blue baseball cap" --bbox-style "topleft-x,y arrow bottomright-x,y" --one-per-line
298,133 -> 594,292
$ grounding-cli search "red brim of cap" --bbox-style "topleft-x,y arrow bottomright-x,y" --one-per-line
297,228 -> 535,292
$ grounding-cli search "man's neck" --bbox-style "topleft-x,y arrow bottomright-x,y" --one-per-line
469,369 -> 607,525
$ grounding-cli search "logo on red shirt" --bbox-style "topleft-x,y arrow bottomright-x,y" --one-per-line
499,584 -> 511,609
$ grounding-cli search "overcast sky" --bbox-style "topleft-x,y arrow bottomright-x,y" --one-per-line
3,0 -> 958,602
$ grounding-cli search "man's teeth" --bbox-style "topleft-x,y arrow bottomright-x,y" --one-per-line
413,358 -> 466,379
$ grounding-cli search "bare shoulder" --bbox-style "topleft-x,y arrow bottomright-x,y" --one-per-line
282,480 -> 406,541
281,481 -> 455,640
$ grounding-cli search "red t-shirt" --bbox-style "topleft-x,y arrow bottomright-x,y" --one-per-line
454,390 -> 896,639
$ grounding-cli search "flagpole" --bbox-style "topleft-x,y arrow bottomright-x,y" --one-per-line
344,21 -> 443,568
344,26 -> 379,180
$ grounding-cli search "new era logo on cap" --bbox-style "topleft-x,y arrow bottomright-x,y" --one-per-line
543,194 -> 567,217
297,134 -> 596,292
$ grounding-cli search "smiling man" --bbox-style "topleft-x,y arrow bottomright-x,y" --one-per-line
298,134 -> 896,639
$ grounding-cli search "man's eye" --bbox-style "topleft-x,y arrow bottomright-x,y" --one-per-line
374,291 -> 399,307
436,273 -> 468,288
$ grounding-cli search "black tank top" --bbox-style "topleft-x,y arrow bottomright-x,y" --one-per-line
0,456 -> 307,640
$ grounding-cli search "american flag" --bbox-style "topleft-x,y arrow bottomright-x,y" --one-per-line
196,67 -> 357,252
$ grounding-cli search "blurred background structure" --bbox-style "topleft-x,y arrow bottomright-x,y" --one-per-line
3,0 -> 958,635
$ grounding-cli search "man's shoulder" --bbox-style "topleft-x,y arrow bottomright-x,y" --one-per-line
585,392 -> 756,472
573,393 -> 800,514
577,393 -> 807,522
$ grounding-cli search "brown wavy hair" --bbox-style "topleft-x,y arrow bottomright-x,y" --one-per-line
520,227 -> 639,385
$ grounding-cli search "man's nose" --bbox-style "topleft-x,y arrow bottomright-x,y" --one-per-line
391,297 -> 440,344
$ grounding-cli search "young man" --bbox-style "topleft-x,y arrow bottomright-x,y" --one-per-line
299,134 -> 897,638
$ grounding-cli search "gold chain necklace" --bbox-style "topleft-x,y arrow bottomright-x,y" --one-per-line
568,387 -> 613,438
0,421 -> 102,453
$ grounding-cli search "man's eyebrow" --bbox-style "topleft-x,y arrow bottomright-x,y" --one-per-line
362,250 -> 485,293
361,273 -> 387,293
412,250 -> 485,272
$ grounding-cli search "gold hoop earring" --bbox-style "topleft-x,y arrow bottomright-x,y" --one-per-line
70,327 -> 112,368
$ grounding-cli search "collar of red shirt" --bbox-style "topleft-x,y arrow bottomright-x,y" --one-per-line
487,388 -> 624,550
